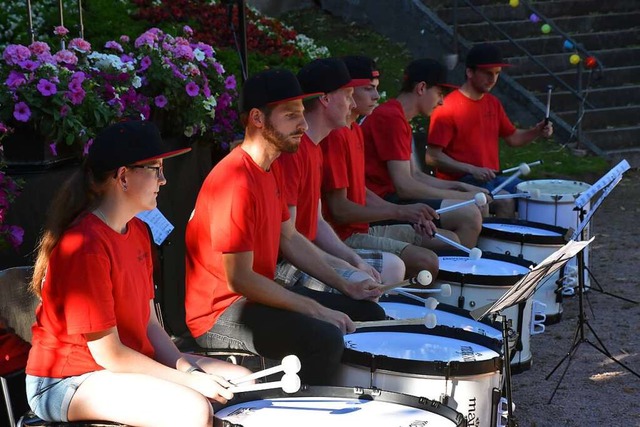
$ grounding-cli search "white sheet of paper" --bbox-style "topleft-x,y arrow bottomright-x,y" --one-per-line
136,208 -> 174,245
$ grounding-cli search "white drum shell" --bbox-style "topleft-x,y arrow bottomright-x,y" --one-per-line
337,330 -> 502,427
478,220 -> 568,322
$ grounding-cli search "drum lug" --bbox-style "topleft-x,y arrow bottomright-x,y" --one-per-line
458,295 -> 465,309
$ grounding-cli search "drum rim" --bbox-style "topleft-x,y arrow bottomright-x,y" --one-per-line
481,218 -> 569,245
342,325 -> 504,377
213,385 -> 466,427
379,294 -> 503,335
516,179 -> 590,201
436,250 -> 533,285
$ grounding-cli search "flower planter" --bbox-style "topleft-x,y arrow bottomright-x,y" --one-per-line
1,127 -> 81,173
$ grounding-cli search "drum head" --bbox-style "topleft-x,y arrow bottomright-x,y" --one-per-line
481,218 -> 568,245
516,179 -> 590,202
437,251 -> 532,286
214,385 -> 465,426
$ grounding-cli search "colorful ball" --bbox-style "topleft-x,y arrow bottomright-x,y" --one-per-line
509,0 -> 519,7
569,54 -> 581,65
529,13 -> 540,23
563,40 -> 574,50
541,24 -> 552,34
585,56 -> 598,69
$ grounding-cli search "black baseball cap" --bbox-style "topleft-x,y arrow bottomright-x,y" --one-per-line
87,120 -> 191,174
239,68 -> 322,113
342,55 -> 380,80
297,58 -> 370,95
466,43 -> 512,68
403,58 -> 457,89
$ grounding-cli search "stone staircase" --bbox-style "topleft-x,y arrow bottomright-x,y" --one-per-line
431,0 -> 640,163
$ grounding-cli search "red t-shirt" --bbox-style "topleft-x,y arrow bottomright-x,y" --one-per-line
277,134 -> 323,241
361,99 -> 413,198
26,215 -> 155,377
321,123 -> 370,240
0,329 -> 30,375
428,89 -> 516,180
185,147 -> 290,338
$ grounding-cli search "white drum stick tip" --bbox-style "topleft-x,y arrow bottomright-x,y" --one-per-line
281,374 -> 301,394
474,192 -> 487,206
440,283 -> 452,297
519,163 -> 531,176
282,355 -> 302,374
424,313 -> 437,329
417,270 -> 433,286
425,297 -> 439,310
469,248 -> 483,260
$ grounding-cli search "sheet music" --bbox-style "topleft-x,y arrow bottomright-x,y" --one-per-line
136,208 -> 174,245
572,175 -> 623,240
575,160 -> 629,208
471,238 -> 593,320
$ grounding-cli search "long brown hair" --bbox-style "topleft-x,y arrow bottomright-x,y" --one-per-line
31,164 -> 113,297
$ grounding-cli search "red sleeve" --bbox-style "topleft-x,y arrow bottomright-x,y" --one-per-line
368,109 -> 412,161
277,152 -> 301,207
322,129 -> 350,192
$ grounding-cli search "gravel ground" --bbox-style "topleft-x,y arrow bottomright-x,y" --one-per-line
510,169 -> 640,427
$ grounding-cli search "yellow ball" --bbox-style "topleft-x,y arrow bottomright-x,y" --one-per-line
541,24 -> 551,34
569,54 -> 581,65
509,0 -> 519,7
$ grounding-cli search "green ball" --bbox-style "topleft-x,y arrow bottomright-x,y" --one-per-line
541,24 -> 552,34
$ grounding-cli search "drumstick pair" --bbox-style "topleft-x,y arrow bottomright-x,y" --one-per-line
228,355 -> 302,394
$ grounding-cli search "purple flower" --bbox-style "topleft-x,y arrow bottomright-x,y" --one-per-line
203,84 -> 211,98
66,89 -> 86,105
119,35 -> 130,44
49,142 -> 58,156
6,71 -> 26,88
154,95 -> 168,108
28,41 -> 50,56
139,56 -> 152,72
37,79 -> 57,96
83,138 -> 93,156
68,78 -> 83,93
60,105 -> 70,117
183,25 -> 194,36
2,44 -> 31,66
224,75 -> 237,90
185,82 -> 199,97
4,225 -> 24,250
68,38 -> 91,53
18,59 -> 39,71
53,49 -> 78,65
54,26 -> 69,36
104,40 -> 123,53
13,102 -> 31,122
213,61 -> 225,75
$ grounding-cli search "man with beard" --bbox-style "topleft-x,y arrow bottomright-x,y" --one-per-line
276,58 -> 406,293
184,69 -> 385,385
426,43 -> 553,217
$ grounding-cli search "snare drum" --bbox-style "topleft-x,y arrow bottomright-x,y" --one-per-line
516,179 -> 592,290
434,252 -> 546,373
336,325 -> 504,427
214,385 -> 465,427
478,219 -> 569,324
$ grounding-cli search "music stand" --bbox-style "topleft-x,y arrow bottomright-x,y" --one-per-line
470,239 -> 593,427
572,160 -> 638,304
545,160 -> 640,403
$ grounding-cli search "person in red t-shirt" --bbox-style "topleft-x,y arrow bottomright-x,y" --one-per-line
321,55 -> 456,279
427,43 -> 553,217
361,59 -> 485,247
185,69 -> 385,386
276,58 -> 405,291
25,121 -> 246,427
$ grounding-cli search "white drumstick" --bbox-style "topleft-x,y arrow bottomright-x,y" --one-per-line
392,291 -> 440,310
436,192 -> 487,215
229,354 -> 301,385
354,314 -> 437,329
491,163 -> 531,196
499,160 -> 542,175
433,233 -> 482,260
395,283 -> 452,297
492,193 -> 531,200
380,270 -> 432,293
228,373 -> 301,394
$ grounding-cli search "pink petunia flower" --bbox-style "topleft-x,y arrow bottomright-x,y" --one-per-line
53,49 -> 78,65
6,71 -> 27,88
139,56 -> 152,72
54,26 -> 69,36
185,82 -> 199,97
37,79 -> 57,96
13,102 -> 31,122
68,38 -> 92,53
224,75 -> 236,90
104,40 -> 123,53
60,105 -> 70,117
2,44 -> 31,66
119,35 -> 130,44
18,59 -> 39,71
183,25 -> 194,36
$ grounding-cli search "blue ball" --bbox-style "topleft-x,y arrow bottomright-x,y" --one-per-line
563,40 -> 574,50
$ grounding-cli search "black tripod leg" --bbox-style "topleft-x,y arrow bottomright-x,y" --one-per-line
546,339 -> 583,404
545,317 -> 583,381
584,266 -> 639,304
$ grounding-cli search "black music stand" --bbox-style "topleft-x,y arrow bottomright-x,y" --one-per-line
546,161 -> 640,403
470,239 -> 592,427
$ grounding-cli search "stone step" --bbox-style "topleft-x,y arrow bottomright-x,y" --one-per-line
534,85 -> 640,110
513,65 -> 640,90
586,125 -> 640,151
507,47 -> 640,74
556,106 -> 640,130
436,0 -> 639,24
492,28 -> 640,58
457,12 -> 640,41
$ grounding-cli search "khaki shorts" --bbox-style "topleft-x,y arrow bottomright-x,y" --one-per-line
345,224 -> 422,255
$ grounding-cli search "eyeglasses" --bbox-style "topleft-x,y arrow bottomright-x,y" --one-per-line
128,164 -> 164,179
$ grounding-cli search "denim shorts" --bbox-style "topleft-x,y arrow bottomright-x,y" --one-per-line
25,372 -> 94,422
